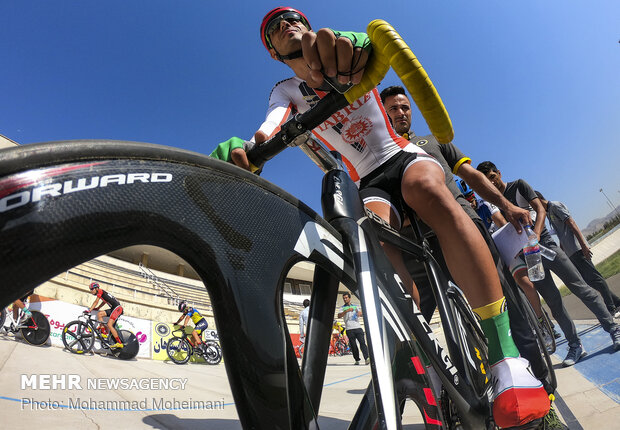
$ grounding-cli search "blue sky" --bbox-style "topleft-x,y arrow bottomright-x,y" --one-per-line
2,1 -> 619,228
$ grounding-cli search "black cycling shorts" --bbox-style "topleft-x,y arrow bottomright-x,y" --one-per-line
359,151 -> 442,228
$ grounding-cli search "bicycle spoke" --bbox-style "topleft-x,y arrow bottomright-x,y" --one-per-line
78,338 -> 91,350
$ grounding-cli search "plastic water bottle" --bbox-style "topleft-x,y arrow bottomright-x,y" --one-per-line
523,225 -> 545,281
539,244 -> 557,261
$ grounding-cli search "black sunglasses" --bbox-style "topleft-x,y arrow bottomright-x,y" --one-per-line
265,12 -> 303,38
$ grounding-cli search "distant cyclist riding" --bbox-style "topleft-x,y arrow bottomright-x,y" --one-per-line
175,301 -> 209,354
86,282 -> 124,349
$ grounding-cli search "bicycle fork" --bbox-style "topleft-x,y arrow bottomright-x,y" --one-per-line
322,168 -> 403,430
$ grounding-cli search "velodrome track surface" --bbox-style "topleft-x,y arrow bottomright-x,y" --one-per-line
2,280 -> 620,429
0,339 -> 402,430
2,320 -> 620,428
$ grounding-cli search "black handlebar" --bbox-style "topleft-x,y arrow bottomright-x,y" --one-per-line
247,91 -> 349,170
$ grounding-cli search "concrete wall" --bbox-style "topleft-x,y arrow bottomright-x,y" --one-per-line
34,256 -> 306,335
34,273 -> 185,326
0,134 -> 19,148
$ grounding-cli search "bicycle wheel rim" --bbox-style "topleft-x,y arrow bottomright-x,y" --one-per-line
167,338 -> 191,364
204,342 -> 222,365
21,311 -> 50,345
523,301 -> 557,390
113,330 -> 139,360
541,312 -> 557,354
62,321 -> 95,353
447,289 -> 492,401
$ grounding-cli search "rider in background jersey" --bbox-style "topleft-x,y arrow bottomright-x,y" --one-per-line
210,8 -> 550,427
86,282 -> 124,349
175,301 -> 209,352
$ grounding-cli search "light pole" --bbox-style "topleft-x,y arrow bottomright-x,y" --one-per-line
600,188 -> 617,213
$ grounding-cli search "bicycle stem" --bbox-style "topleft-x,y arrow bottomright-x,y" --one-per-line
247,92 -> 348,170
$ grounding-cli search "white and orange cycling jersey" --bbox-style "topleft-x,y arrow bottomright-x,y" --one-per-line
254,77 -> 427,184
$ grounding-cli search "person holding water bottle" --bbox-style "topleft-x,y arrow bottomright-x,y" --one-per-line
477,161 -> 620,365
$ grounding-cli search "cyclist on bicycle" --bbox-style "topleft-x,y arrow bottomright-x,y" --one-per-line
86,282 -> 124,349
211,7 -> 549,427
175,301 -> 208,352
332,319 -> 346,339
330,320 -> 348,354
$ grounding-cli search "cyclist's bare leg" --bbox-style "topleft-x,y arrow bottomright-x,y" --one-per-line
106,316 -> 121,344
364,200 -> 421,306
401,160 -> 550,427
514,270 -> 545,319
192,330 -> 202,346
12,299 -> 25,321
400,160 -> 502,308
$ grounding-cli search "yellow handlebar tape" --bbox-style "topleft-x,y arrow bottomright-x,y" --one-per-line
346,20 -> 454,143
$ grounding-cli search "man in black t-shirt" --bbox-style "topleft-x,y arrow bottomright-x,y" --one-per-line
477,161 -> 620,366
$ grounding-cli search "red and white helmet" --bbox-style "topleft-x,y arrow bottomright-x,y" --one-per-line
260,7 -> 311,50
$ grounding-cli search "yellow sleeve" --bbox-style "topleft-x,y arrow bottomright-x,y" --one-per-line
452,157 -> 471,174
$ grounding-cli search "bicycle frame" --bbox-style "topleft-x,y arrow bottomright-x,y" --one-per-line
293,137 -> 492,430
80,314 -> 114,348
171,328 -> 196,347
171,328 -> 196,349
0,135 -> 496,429
0,17 -> 502,428
1,304 -> 38,332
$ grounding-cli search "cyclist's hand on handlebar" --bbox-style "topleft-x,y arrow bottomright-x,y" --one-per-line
301,29 -> 370,88
210,136 -> 253,171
